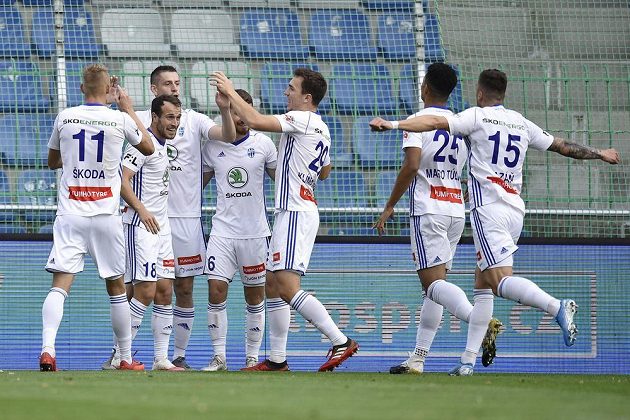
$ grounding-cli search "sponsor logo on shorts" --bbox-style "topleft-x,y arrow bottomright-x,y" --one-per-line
68,186 -> 113,201
242,263 -> 265,275
273,252 -> 280,262
177,255 -> 202,265
476,251 -> 482,261
429,185 -> 462,204
403,131 -> 409,140
487,176 -> 518,195
227,167 -> 248,188
500,247 -> 508,254
163,259 -> 175,268
300,185 -> 317,204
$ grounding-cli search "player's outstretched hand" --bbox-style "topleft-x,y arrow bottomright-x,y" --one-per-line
600,148 -> 620,164
209,71 -> 235,96
369,117 -> 393,132
139,209 -> 160,235
105,75 -> 120,104
215,90 -> 230,110
373,206 -> 395,236
115,87 -> 134,113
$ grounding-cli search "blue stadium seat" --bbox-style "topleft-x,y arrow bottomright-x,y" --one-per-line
22,0 -> 84,5
330,64 -> 398,115
447,64 -> 467,113
316,170 -> 367,208
0,169 -> 13,222
377,12 -> 415,60
309,9 -> 378,60
424,13 -> 446,62
240,9 -> 309,60
0,61 -> 49,112
376,170 -> 409,210
62,60 -> 91,107
362,1 -> 416,11
0,113 -> 55,166
352,116 -> 403,168
0,223 -> 26,234
38,223 -> 54,234
17,169 -> 57,223
260,62 -> 330,114
321,115 -> 353,167
398,63 -> 419,114
31,6 -> 100,58
0,6 -> 31,58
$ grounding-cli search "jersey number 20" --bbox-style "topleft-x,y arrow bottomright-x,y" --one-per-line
308,140 -> 329,173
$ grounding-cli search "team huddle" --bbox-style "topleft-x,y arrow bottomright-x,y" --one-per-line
39,63 -> 619,375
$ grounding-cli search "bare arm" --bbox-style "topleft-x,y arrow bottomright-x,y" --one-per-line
202,170 -> 215,189
208,92 -> 237,142
547,137 -> 620,164
121,167 -> 160,234
369,116 -> 449,133
115,86 -> 154,156
266,167 -> 276,181
318,164 -> 332,181
47,148 -> 62,170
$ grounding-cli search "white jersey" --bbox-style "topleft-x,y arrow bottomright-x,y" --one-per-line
447,105 -> 554,213
122,130 -> 170,234
48,103 -> 142,216
202,130 -> 277,239
138,108 -> 216,218
273,111 -> 331,212
404,107 -> 467,218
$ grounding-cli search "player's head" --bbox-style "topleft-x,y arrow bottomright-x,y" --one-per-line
285,68 -> 327,111
151,95 -> 182,140
476,69 -> 507,105
422,63 -> 458,103
150,65 -> 180,98
232,89 -> 254,137
81,64 -> 111,99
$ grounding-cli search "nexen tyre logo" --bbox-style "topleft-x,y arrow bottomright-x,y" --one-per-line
227,167 -> 248,188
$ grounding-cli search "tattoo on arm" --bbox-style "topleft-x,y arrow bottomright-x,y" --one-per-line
548,138 -> 601,160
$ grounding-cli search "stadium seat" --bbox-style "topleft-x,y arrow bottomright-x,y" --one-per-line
308,9 -> 378,60
447,64 -> 467,113
162,0 -> 222,6
90,0 -> 152,7
190,61 -> 254,113
424,13 -> 446,62
260,62 -> 330,114
121,61 -> 180,110
0,169 -> 13,222
320,115 -> 353,167
377,12 -> 415,60
171,10 -> 240,59
352,116 -> 402,168
296,1 -> 360,7
0,6 -> 31,58
0,60 -> 49,112
38,223 -> 54,234
228,0 -> 291,7
31,6 -> 100,58
327,226 -> 375,236
17,169 -> 57,223
0,113 -> 55,166
58,60 -> 92,107
0,223 -> 26,234
362,1 -> 415,11
239,9 -> 309,60
330,64 -> 398,115
100,9 -> 170,58
375,170 -> 409,210
21,0 -> 84,5
316,169 -> 367,210
398,63 -> 420,114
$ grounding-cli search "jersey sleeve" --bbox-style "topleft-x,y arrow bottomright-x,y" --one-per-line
525,118 -> 555,151
201,141 -> 214,173
47,115 -> 61,150
194,110 -> 217,142
122,112 -> 142,146
273,111 -> 309,134
122,142 -> 147,173
446,107 -> 478,137
264,137 -> 278,169
402,128 -> 424,150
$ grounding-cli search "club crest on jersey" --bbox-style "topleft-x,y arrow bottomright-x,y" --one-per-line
247,147 -> 255,158
227,167 -> 248,188
178,126 -> 185,136
166,144 -> 178,161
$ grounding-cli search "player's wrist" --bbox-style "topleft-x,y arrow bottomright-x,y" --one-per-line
389,120 -> 399,130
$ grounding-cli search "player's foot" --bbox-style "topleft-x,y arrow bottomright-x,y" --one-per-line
389,353 -> 424,374
481,318 -> 503,367
39,352 -> 57,372
241,359 -> 289,371
244,356 -> 258,369
448,362 -> 474,376
555,299 -> 578,347
171,356 -> 192,370
201,355 -> 227,372
318,338 -> 359,372
152,358 -> 185,371
101,348 -> 120,370
119,359 -> 145,371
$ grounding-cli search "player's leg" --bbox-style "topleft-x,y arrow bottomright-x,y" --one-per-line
40,272 -> 74,371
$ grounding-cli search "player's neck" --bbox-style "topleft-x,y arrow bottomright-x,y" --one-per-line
423,100 -> 448,109
290,104 -> 318,113
83,95 -> 106,106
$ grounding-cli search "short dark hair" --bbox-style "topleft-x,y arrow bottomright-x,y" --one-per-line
424,63 -> 458,101
478,69 -> 507,100
151,94 -> 181,117
236,88 -> 253,105
293,67 -> 327,106
150,65 -> 178,85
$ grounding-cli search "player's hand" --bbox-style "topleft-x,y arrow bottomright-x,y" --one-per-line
600,148 -> 620,164
215,90 -> 230,110
105,75 -> 120,104
369,117 -> 393,132
115,86 -> 134,113
373,206 -> 395,236
209,71 -> 235,96
139,209 -> 160,234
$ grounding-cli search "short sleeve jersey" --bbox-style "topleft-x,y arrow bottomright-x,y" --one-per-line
446,105 -> 554,212
273,111 -> 331,212
138,108 -> 216,218
403,107 -> 467,218
122,130 -> 170,234
202,130 -> 277,238
48,104 -> 142,216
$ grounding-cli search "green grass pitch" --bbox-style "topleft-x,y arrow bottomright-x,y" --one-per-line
1,371 -> 629,420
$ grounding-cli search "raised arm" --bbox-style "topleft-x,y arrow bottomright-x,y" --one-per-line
115,87 -> 154,156
369,115 -> 449,133
547,137 -> 620,164
208,92 -> 236,142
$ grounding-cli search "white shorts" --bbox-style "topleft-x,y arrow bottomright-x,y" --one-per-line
410,214 -> 465,271
266,210 -> 318,275
470,200 -> 523,271
170,217 -> 206,278
45,214 -> 125,280
124,224 -> 175,283
205,235 -> 269,286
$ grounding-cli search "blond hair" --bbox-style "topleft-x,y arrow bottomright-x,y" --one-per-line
82,64 -> 110,96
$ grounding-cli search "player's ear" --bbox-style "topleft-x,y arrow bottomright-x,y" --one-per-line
80,83 -> 85,95
150,84 -> 158,97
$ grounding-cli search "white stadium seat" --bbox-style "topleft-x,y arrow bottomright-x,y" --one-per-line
171,10 -> 240,59
101,9 -> 170,58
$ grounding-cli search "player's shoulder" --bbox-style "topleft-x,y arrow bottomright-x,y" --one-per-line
410,106 -> 454,119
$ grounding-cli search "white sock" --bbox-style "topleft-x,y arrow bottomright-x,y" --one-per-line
461,289 -> 494,366
498,276 -> 561,316
290,290 -> 347,346
172,305 -> 194,359
246,302 -> 265,358
267,297 -> 290,363
41,287 -> 68,357
129,298 -> 147,341
207,301 -> 227,358
427,279 -> 473,322
110,293 -> 132,363
413,295 -> 443,360
152,304 -> 173,361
